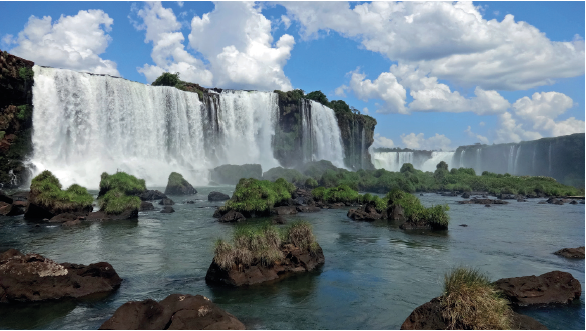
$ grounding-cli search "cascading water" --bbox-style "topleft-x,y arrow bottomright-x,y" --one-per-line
360,128 -> 366,170
301,100 -> 346,168
507,145 -> 515,174
475,149 -> 482,174
371,152 -> 414,172
513,145 -> 522,175
420,152 -> 455,172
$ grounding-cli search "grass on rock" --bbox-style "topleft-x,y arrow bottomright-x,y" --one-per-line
29,170 -> 93,210
98,171 -> 145,214
221,178 -> 296,215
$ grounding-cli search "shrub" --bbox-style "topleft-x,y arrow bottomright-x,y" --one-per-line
400,163 -> 415,174
440,267 -> 512,330
151,72 -> 180,86
98,189 -> 141,215
98,171 -> 145,214
16,105 -> 31,120
312,184 -> 360,203
18,67 -> 34,81
222,178 -> 296,215
305,177 -> 319,188
29,170 -> 93,210
385,189 -> 449,228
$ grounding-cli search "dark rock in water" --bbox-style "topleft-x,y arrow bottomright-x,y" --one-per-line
458,198 -> 508,205
440,192 -> 457,197
139,201 -> 154,211
546,197 -> 565,205
494,271 -> 582,306
273,206 -> 297,215
461,192 -> 470,199
517,199 -> 527,202
498,193 -> 518,200
48,213 -> 86,223
99,293 -> 245,330
210,164 -> 262,185
184,200 -> 196,204
296,205 -> 321,213
137,190 -> 167,201
0,249 -> 122,303
0,191 -> 13,204
159,198 -> 175,205
160,206 -> 175,213
400,297 -> 547,330
272,216 -> 286,224
0,201 -> 25,216
164,172 -> 197,195
387,204 -> 405,221
420,193 -> 424,196
553,246 -> 585,259
208,191 -> 230,201
538,201 -> 547,204
347,203 -> 381,222
62,219 -> 81,227
399,221 -> 431,230
459,224 -> 468,227
212,208 -> 224,218
87,208 -> 138,221
485,204 -> 491,207
569,200 -> 578,205
24,199 -> 92,221
219,210 -> 245,223
205,243 -> 325,287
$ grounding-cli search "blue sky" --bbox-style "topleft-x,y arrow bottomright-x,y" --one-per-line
0,1 -> 584,151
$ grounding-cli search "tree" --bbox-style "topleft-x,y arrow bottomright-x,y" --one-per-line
436,161 -> 449,171
151,72 -> 180,87
306,90 -> 329,106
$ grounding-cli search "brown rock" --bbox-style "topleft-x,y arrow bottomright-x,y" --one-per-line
347,203 -> 382,222
86,208 -> 139,221
0,201 -> 24,216
139,201 -> 154,211
62,219 -> 81,227
387,204 -> 405,221
0,249 -> 121,303
553,246 -> 585,259
296,205 -> 321,213
494,271 -> 582,306
218,210 -> 245,223
99,293 -> 245,330
273,206 -> 297,215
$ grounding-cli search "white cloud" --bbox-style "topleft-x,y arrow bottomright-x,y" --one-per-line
132,2 -> 213,85
494,112 -> 541,143
373,133 -> 394,148
362,107 -> 369,115
338,69 -> 407,114
188,2 -> 295,90
464,126 -> 489,144
1,34 -> 15,48
281,1 -> 584,91
400,133 -> 452,151
281,15 -> 291,30
8,10 -> 119,76
177,1 -> 184,8
479,121 -> 485,127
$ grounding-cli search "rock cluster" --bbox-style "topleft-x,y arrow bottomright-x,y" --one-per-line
493,271 -> 582,306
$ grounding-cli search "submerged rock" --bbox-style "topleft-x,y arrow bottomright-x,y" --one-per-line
218,210 -> 245,223
347,203 -> 382,222
493,271 -> 582,306
99,293 -> 245,330
273,206 -> 297,215
159,198 -> 175,205
160,206 -> 175,213
139,201 -> 154,211
458,198 -> 508,205
86,208 -> 138,221
553,246 -> 585,259
164,172 -> 197,195
0,249 -> 122,303
208,191 -> 230,201
137,190 -> 167,201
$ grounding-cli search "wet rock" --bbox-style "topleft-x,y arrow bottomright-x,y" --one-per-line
517,199 -> 527,202
159,198 -> 175,206
0,201 -> 24,216
538,201 -> 547,204
440,192 -> 457,197
273,206 -> 297,215
137,190 -> 167,201
48,213 -> 85,223
569,200 -> 578,205
139,201 -> 154,211
459,224 -> 468,227
461,192 -> 470,199
160,206 -> 175,213
387,204 -> 405,221
272,216 -> 286,224
0,191 -> 13,204
0,249 -> 122,303
208,191 -> 230,201
62,219 -> 81,227
347,203 -> 381,222
458,198 -> 508,205
485,204 -> 491,207
553,246 -> 585,259
184,200 -> 196,204
218,210 -> 245,223
164,172 -> 197,195
99,293 -> 245,330
86,208 -> 139,221
296,206 -> 321,213
494,271 -> 582,306
205,243 -> 325,287
212,208 -> 224,218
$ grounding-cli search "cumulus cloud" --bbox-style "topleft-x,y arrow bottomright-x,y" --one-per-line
281,1 -> 584,91
464,126 -> 489,144
373,133 -> 394,148
400,133 -> 452,151
494,112 -> 541,143
362,107 -> 369,115
8,10 -> 119,76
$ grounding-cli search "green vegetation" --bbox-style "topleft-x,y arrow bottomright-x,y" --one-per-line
16,105 -> 32,121
211,164 -> 262,185
263,167 -> 309,187
29,170 -> 93,210
151,72 -> 180,87
0,131 -> 4,140
98,171 -> 145,214
312,184 -> 360,204
220,178 -> 296,215
213,220 -> 318,270
387,189 -> 450,228
168,171 -> 187,187
358,193 -> 387,213
305,177 -> 319,189
440,267 -> 512,329
18,67 -> 34,81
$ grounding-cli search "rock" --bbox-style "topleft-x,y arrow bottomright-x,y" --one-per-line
212,208 -> 224,218
387,204 -> 405,221
160,206 -> 175,213
569,200 -> 578,205
219,210 -> 246,223
420,193 -> 424,196
48,213 -> 85,223
86,208 -> 139,221
498,193 -> 517,200
440,192 -> 457,197
164,172 -> 197,195
272,216 -> 286,224
399,221 -> 431,230
459,224 -> 468,227
538,201 -> 547,204
210,164 -> 262,185
517,199 -> 527,202
296,206 -> 321,213
347,203 -> 382,222
400,297 -> 547,330
99,293 -> 245,330
139,201 -> 154,211
137,190 -> 167,201
184,200 -> 196,204
0,249 -> 121,303
493,271 -> 582,306
159,198 -> 175,206
461,192 -> 470,199
205,243 -> 325,287
553,246 -> 585,259
62,219 -> 81,227
485,204 -> 491,207
208,191 -> 230,201
0,201 -> 25,216
0,191 -> 13,204
273,206 -> 297,215
458,198 -> 508,205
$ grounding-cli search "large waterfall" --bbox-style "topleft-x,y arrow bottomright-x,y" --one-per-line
371,151 -> 455,172
32,66 -> 342,188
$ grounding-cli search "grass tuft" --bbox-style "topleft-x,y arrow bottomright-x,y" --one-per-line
221,177 -> 296,215
98,171 -> 145,214
29,170 -> 93,210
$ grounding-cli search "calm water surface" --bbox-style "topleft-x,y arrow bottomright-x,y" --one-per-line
0,187 -> 583,329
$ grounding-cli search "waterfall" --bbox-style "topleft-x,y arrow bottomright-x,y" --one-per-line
548,142 -> 552,175
459,149 -> 466,168
420,152 -> 455,172
475,149 -> 482,174
507,145 -> 515,174
360,128 -> 366,170
371,152 -> 413,172
301,100 -> 345,168
532,145 -> 537,173
513,145 -> 522,175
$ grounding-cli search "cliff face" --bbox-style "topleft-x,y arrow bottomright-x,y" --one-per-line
455,133 -> 585,187
335,111 -> 376,170
0,50 -> 34,189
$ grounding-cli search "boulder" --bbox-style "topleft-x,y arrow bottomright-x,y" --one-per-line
86,208 -> 139,221
569,200 -> 578,205
218,210 -> 246,223
0,191 -> 13,204
62,219 -> 81,227
0,201 -> 25,216
458,198 -> 508,205
210,164 -> 262,185
139,201 -> 154,211
48,213 -> 85,223
164,172 -> 197,195
493,271 -> 582,306
208,191 -> 230,201
99,293 -> 245,330
205,243 -> 325,287
400,297 -> 547,330
273,206 -> 297,215
272,216 -> 286,224
137,190 -> 167,201
159,198 -> 175,205
553,246 -> 585,259
160,206 -> 175,213
387,204 -> 405,221
0,249 -> 122,303
461,192 -> 470,199
347,203 -> 382,222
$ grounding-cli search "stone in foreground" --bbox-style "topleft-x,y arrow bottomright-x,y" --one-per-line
0,249 -> 121,303
493,271 -> 581,306
99,293 -> 244,330
205,244 -> 325,287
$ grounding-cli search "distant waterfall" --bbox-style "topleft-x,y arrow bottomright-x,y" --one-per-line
360,128 -> 366,170
475,149 -> 482,174
513,145 -> 522,175
420,152 -> 455,172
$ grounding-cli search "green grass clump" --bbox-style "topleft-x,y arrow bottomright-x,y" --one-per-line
312,184 -> 360,203
98,171 -> 145,214
168,172 -> 185,187
359,193 -> 388,213
98,189 -> 141,215
18,67 -> 34,81
29,170 -> 93,211
386,189 -> 450,228
16,105 -> 32,121
222,178 -> 296,215
440,267 -> 512,330
213,221 -> 318,270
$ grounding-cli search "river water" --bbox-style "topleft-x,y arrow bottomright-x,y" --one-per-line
0,187 -> 583,329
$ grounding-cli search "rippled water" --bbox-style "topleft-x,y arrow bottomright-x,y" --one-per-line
0,187 -> 584,330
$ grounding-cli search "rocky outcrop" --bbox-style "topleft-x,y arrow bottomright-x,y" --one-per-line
25,198 -> 92,221
458,198 -> 509,205
86,208 -> 138,221
137,190 -> 167,201
164,172 -> 197,195
218,210 -> 245,223
0,249 -> 121,303
205,243 -> 324,287
210,164 -> 262,185
160,206 -> 175,213
553,246 -> 585,259
48,213 -> 86,223
387,204 -> 405,221
139,201 -> 154,211
208,191 -> 230,201
493,271 -> 582,306
99,293 -> 245,330
159,198 -> 175,205
347,203 -> 382,221
273,206 -> 297,215
400,297 -> 547,330
0,200 -> 25,216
